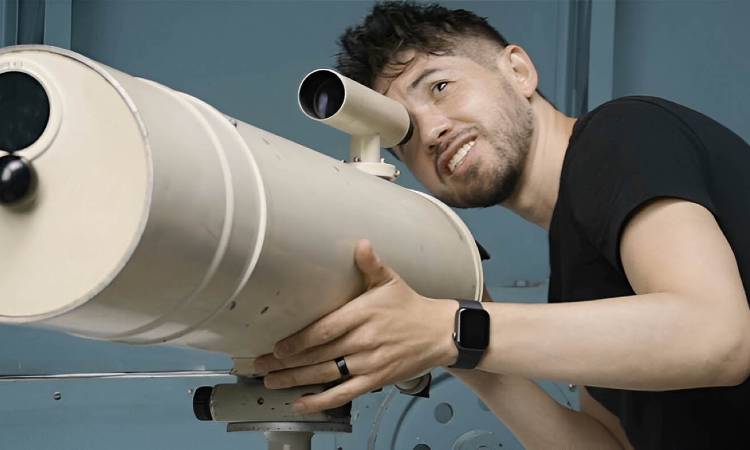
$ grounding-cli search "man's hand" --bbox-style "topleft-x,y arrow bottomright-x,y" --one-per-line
252,239 -> 458,413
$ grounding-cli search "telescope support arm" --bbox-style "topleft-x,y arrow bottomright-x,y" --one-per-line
348,134 -> 399,180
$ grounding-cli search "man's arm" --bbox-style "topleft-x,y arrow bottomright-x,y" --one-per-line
448,198 -> 748,448
256,199 -> 750,412
449,369 -> 626,450
579,387 -> 633,450
446,287 -> 629,449
476,199 -> 750,389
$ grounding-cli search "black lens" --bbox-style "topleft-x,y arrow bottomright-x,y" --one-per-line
0,71 -> 50,152
312,78 -> 344,119
300,71 -> 345,119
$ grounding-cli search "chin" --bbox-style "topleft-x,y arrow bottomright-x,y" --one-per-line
441,189 -> 502,209
445,169 -> 518,209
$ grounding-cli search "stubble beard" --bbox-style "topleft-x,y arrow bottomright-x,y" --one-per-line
445,91 -> 534,209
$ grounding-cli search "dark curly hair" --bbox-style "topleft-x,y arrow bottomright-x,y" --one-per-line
336,1 -> 510,88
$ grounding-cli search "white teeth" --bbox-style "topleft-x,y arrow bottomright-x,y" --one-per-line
448,140 -> 475,173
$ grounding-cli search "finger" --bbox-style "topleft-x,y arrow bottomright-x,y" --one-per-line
274,301 -> 366,358
259,330 -> 372,373
355,239 -> 398,289
264,351 -> 375,390
292,374 -> 379,414
263,360 -> 341,389
274,240 -> 394,359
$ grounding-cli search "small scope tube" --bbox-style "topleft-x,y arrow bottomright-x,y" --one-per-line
298,69 -> 413,152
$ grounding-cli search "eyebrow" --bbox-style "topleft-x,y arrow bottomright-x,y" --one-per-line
408,68 -> 442,92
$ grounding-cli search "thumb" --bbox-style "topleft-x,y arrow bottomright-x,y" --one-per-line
354,239 -> 398,289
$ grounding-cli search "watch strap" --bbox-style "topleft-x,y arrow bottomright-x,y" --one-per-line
449,300 -> 487,369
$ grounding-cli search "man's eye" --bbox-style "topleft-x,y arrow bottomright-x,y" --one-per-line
432,81 -> 449,93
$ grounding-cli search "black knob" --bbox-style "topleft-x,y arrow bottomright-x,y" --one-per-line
192,386 -> 214,421
0,155 -> 35,205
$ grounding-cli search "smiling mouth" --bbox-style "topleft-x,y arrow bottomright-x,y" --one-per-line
448,139 -> 476,174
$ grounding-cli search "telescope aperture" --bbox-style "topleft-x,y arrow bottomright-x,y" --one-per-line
0,71 -> 50,153
299,70 -> 345,119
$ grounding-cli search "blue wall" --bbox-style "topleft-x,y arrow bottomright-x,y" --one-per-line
1,1 -> 749,449
612,0 -> 750,143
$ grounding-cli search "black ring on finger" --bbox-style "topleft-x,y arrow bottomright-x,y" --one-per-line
334,356 -> 350,379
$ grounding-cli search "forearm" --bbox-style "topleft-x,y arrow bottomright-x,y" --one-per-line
449,369 -> 623,450
476,293 -> 747,390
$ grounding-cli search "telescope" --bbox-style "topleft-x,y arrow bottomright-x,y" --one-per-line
0,46 -> 483,450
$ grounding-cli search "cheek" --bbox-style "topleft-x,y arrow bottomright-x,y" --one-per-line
406,154 -> 440,186
409,158 -> 433,180
444,82 -> 513,131
443,84 -> 489,115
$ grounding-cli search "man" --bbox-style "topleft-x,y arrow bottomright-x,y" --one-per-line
253,2 -> 750,448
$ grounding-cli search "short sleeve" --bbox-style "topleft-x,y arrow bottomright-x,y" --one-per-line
564,98 -> 715,273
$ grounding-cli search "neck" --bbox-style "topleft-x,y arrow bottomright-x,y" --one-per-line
503,96 -> 577,230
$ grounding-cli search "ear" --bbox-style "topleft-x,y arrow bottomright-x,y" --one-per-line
500,45 -> 539,99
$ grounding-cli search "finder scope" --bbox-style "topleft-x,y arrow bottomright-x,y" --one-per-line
298,69 -> 412,149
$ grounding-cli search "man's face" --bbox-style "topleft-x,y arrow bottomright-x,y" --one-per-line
374,49 -> 534,208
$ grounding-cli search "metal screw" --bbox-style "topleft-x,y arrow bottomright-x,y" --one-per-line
568,384 -> 576,391
53,392 -> 62,401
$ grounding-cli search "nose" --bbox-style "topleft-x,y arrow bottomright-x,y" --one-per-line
414,107 -> 451,154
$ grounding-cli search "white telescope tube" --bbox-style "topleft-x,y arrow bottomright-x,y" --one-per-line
0,46 -> 483,369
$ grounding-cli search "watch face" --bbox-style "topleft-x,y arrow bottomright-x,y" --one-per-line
457,308 -> 490,349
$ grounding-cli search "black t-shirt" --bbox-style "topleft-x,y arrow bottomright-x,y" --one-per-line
549,96 -> 750,449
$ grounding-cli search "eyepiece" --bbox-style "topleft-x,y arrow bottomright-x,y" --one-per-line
0,71 -> 50,152
299,70 -> 345,120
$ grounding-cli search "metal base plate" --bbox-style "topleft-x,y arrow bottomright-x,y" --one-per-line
227,421 -> 352,433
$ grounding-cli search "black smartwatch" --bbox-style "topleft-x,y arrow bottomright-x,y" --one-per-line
448,299 -> 490,369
